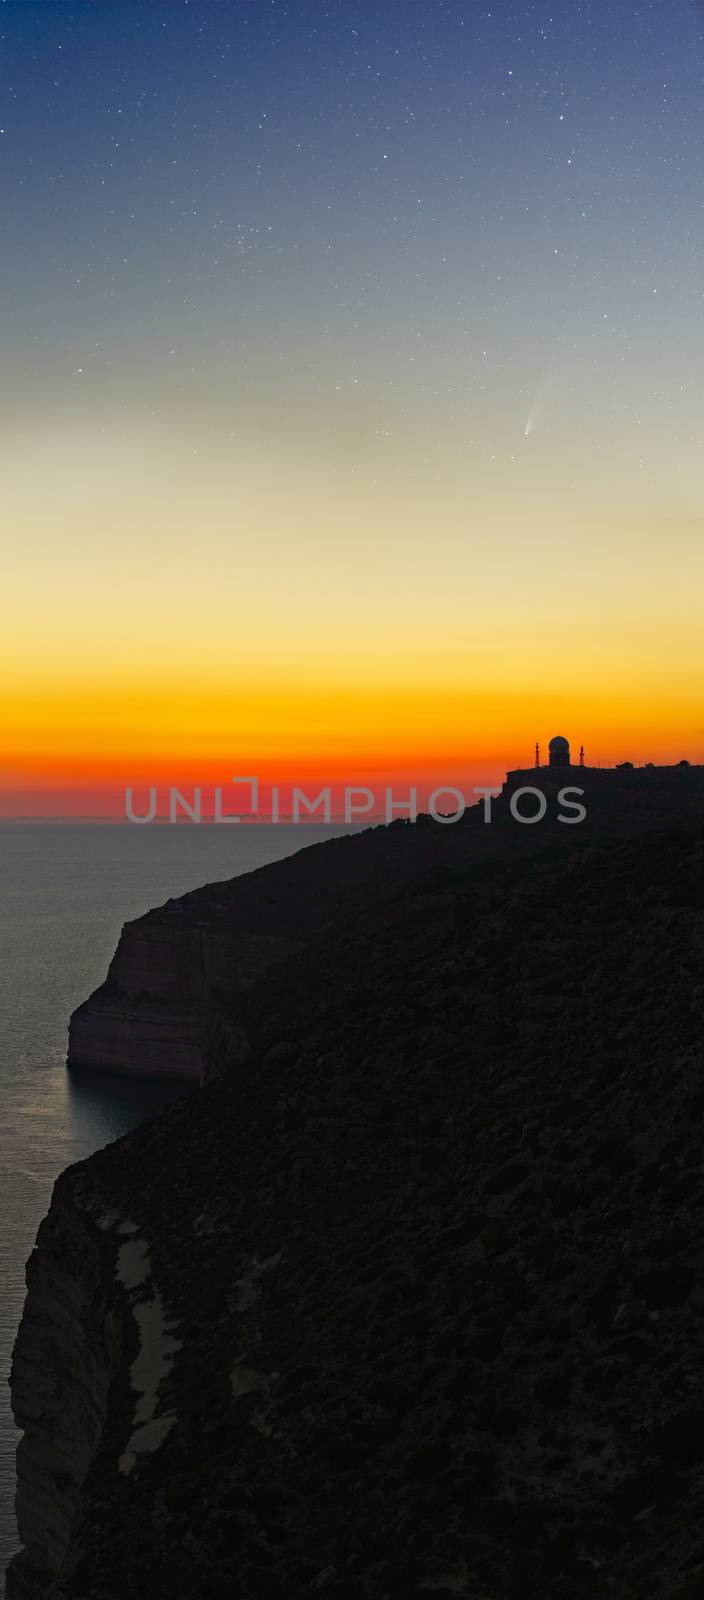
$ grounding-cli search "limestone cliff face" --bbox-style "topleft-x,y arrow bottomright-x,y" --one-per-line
67,899 -> 304,1083
7,1187 -> 124,1600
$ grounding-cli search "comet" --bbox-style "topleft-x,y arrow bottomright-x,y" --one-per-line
524,373 -> 555,438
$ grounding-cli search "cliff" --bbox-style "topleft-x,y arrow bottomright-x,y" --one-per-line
67,771 -> 704,1089
66,821 -> 452,1084
8,1193 -> 123,1600
8,806 -> 704,1598
67,907 -> 305,1082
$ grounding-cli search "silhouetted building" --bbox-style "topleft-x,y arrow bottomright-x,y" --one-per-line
548,735 -> 570,769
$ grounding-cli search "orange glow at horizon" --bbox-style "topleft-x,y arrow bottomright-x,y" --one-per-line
3,363 -> 704,818
3,666 -> 703,818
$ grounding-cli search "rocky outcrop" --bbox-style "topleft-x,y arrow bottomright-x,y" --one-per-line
68,903 -> 304,1082
7,1190 -> 124,1600
9,807 -> 704,1598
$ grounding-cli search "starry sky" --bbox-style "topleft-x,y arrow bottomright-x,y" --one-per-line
3,0 -> 704,815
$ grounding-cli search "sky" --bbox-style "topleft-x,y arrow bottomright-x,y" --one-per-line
2,0 -> 704,816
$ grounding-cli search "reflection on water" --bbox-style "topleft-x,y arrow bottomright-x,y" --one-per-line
66,1063 -> 189,1139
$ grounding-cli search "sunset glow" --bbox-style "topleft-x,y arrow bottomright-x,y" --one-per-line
3,3 -> 704,816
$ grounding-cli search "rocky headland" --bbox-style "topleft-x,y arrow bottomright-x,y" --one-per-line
8,774 -> 704,1599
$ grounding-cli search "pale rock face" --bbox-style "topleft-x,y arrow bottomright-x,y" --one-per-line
67,994 -> 209,1081
67,914 -> 303,1083
8,1206 -> 185,1598
114,1233 -> 180,1477
8,1197 -> 125,1600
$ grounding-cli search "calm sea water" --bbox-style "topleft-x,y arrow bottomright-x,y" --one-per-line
0,822 -> 352,1585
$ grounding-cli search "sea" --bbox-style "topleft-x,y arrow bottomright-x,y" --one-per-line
0,821 -> 354,1586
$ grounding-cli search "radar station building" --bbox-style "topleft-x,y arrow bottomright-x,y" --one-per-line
548,735 -> 570,769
